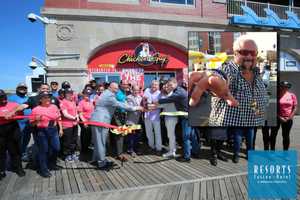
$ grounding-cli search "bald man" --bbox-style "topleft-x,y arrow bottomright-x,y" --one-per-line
91,82 -> 143,169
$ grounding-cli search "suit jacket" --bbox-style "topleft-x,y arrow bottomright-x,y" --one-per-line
91,89 -> 137,123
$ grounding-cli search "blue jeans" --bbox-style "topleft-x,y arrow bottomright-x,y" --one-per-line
181,118 -> 199,159
232,128 -> 254,156
36,127 -> 60,174
127,131 -> 140,153
20,122 -> 32,155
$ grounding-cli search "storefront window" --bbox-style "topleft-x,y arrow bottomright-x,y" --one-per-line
94,73 -> 120,84
151,0 -> 194,5
144,72 -> 175,88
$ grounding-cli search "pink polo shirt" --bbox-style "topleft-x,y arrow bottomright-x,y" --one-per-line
60,99 -> 78,128
279,91 -> 298,118
31,104 -> 61,128
0,102 -> 19,125
78,99 -> 94,120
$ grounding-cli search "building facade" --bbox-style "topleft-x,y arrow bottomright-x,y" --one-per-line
42,0 -> 231,91
41,0 -> 300,114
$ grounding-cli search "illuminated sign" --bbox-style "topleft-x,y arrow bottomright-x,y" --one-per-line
118,42 -> 169,67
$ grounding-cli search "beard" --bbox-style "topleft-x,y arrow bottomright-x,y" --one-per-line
240,58 -> 255,70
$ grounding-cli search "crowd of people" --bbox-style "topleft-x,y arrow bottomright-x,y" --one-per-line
0,35 -> 297,180
0,78 -> 194,178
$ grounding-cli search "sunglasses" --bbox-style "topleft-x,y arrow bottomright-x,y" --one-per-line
237,50 -> 257,57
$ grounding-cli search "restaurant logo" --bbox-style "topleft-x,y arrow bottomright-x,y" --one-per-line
248,150 -> 297,199
118,42 -> 169,67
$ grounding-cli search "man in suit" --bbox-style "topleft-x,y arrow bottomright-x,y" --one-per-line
91,82 -> 143,169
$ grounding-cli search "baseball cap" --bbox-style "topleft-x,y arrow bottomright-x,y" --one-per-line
51,81 -> 58,85
280,81 -> 292,89
0,89 -> 6,98
62,81 -> 71,89
16,83 -> 27,89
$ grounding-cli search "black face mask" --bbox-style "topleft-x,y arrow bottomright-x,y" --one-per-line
0,97 -> 7,106
62,85 -> 70,89
16,90 -> 27,97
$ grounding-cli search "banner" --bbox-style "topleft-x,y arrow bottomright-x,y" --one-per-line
121,68 -> 144,89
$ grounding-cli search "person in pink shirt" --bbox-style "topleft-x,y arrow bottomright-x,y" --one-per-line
78,88 -> 94,153
0,89 -> 25,179
271,81 -> 298,150
30,91 -> 63,177
93,84 -> 105,106
60,88 -> 79,162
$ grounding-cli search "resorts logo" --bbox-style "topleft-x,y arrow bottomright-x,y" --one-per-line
118,42 -> 169,67
248,150 -> 297,199
253,164 -> 292,184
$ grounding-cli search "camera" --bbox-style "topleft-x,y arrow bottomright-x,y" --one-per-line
27,13 -> 37,23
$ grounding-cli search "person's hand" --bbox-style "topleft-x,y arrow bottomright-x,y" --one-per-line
59,129 -> 64,137
75,115 -> 80,122
83,121 -> 89,128
279,116 -> 287,122
152,101 -> 159,105
147,103 -> 157,110
35,115 -> 42,121
136,106 -> 144,111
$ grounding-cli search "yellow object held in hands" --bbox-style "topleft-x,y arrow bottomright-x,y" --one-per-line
110,124 -> 142,136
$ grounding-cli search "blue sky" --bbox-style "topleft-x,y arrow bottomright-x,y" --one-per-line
0,0 -> 44,90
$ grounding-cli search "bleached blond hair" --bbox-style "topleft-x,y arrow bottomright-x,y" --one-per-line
233,35 -> 257,52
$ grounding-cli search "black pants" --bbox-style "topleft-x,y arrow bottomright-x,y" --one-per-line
111,111 -> 126,156
271,119 -> 293,150
210,139 -> 223,157
62,126 -> 78,157
0,122 -> 22,172
79,124 -> 91,153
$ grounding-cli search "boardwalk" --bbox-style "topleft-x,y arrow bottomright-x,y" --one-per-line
1,116 -> 300,200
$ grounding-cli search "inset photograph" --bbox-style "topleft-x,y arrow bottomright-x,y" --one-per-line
188,32 -> 277,127
278,33 -> 299,139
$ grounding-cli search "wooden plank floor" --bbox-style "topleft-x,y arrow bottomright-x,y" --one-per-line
1,122 -> 300,200
17,171 -> 300,200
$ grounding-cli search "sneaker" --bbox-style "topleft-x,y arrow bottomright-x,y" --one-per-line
0,171 -> 6,180
21,154 -> 29,162
210,157 -> 218,166
72,154 -> 79,161
176,157 -> 191,163
65,155 -> 74,162
40,171 -> 52,178
14,169 -> 26,177
163,151 -> 176,158
232,154 -> 239,163
49,164 -> 63,171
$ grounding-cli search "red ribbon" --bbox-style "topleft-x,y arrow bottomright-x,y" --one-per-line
10,115 -> 119,129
